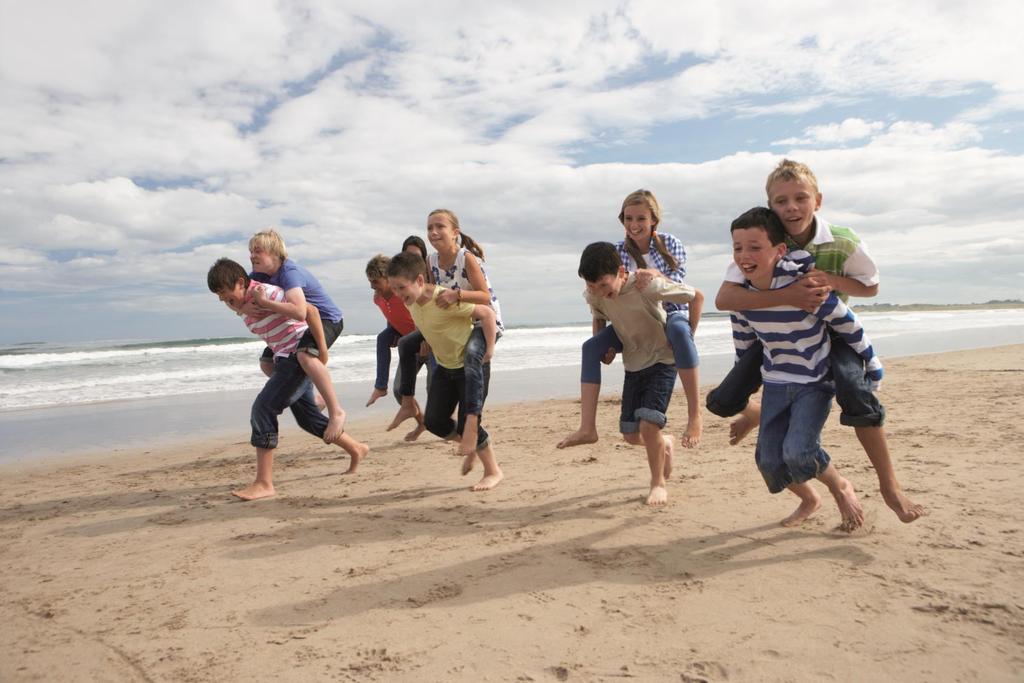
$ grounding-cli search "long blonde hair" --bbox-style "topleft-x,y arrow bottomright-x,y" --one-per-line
618,190 -> 677,271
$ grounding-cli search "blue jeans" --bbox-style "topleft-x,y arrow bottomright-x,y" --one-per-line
374,325 -> 402,391
705,336 -> 885,427
580,311 -> 697,384
620,363 -> 676,433
755,381 -> 834,493
423,364 -> 491,448
250,353 -> 328,449
398,326 -> 488,416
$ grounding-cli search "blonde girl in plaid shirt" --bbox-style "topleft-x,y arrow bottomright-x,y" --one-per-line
559,189 -> 705,451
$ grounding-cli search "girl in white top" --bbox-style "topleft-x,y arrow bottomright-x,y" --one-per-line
389,209 -> 504,460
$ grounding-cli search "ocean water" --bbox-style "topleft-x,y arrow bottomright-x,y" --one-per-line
2,308 -> 1023,413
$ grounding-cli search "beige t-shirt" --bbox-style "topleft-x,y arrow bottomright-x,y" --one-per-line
586,275 -> 695,372
408,286 -> 476,369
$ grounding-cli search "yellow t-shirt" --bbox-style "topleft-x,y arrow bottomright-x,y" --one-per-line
408,286 -> 476,369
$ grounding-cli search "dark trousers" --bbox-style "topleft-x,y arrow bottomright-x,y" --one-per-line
422,363 -> 491,448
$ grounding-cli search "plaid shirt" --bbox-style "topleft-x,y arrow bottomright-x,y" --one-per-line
616,232 -> 689,314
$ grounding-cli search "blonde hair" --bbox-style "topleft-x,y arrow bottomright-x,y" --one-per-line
248,229 -> 288,261
618,189 -> 677,272
365,254 -> 390,280
428,208 -> 485,260
765,159 -> 820,196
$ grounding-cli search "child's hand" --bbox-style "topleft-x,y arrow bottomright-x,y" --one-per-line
482,346 -> 494,363
601,348 -> 617,364
319,347 -> 329,365
633,268 -> 657,290
436,288 -> 459,309
788,275 -> 831,312
420,341 -> 431,357
252,285 -> 269,305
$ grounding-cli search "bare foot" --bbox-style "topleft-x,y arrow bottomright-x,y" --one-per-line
557,428 -> 598,449
323,410 -> 347,445
646,485 -> 668,507
781,492 -> 822,526
681,413 -> 702,448
404,421 -> 426,442
387,400 -> 420,431
831,477 -> 865,532
343,442 -> 370,475
881,485 -> 925,523
365,387 -> 387,406
663,435 -> 675,480
471,469 -> 503,491
231,482 -> 275,501
461,452 -> 477,475
729,414 -> 757,446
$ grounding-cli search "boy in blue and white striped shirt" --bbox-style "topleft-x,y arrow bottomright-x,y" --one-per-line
730,207 -> 880,531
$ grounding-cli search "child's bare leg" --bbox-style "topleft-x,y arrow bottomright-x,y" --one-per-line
470,442 -> 503,491
781,481 -> 822,526
557,382 -> 600,448
388,395 -> 421,431
233,447 -> 276,501
331,431 -> 370,475
459,413 -> 480,457
729,400 -> 761,446
677,367 -> 702,448
365,387 -> 388,406
639,420 -> 668,506
817,464 -> 864,531
297,352 -> 346,443
855,425 -> 923,523
662,434 -> 675,480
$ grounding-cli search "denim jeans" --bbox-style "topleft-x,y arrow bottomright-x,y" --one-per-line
705,341 -> 764,418
755,381 -> 834,493
619,363 -> 676,433
830,334 -> 885,427
705,335 -> 886,427
580,312 -> 698,385
374,325 -> 402,391
250,353 -> 328,449
423,364 -> 491,448
398,325 -> 488,415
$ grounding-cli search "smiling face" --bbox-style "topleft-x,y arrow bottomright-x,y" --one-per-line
621,202 -> 657,248
249,245 -> 281,275
732,226 -> 787,289
387,273 -> 426,307
585,267 -> 627,299
215,278 -> 248,313
426,212 -> 459,253
767,177 -> 822,245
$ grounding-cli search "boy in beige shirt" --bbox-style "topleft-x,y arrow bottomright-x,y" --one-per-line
578,242 -> 698,506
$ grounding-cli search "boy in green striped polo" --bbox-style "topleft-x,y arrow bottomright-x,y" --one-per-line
707,159 -> 923,524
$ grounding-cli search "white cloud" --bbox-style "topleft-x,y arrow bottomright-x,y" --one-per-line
1,1 -> 1023,342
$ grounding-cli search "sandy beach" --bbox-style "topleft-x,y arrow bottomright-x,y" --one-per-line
2,345 -> 1022,681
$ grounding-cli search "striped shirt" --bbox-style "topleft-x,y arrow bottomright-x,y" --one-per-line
730,251 -> 883,386
616,232 -> 690,315
724,216 -> 878,303
242,281 -> 308,358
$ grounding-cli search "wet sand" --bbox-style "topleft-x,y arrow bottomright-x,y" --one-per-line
2,345 -> 1022,681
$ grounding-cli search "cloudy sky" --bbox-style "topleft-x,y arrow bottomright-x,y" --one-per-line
2,1 -> 1022,344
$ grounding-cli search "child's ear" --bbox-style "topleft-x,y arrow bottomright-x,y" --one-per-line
618,265 -> 627,279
